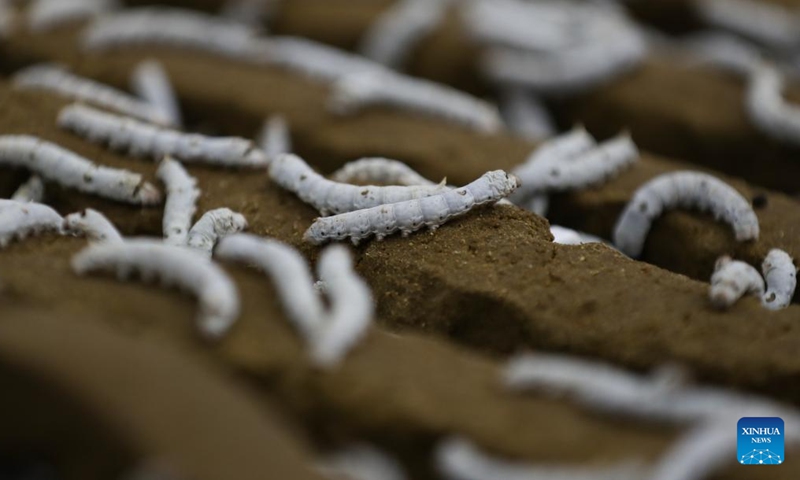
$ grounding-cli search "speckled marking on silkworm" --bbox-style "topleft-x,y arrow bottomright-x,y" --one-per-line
58,104 -> 269,167
762,249 -> 796,310
613,171 -> 759,258
709,256 -> 764,309
156,157 -> 199,246
270,154 -> 448,216
0,135 -> 161,205
0,200 -> 63,248
304,170 -> 520,245
186,208 -> 248,255
63,208 -> 122,243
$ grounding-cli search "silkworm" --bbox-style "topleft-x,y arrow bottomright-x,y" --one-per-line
156,157 -> 199,246
0,135 -> 161,205
696,0 -> 800,51
678,32 -> 761,76
761,249 -> 796,310
612,172 -> 759,258
186,208 -> 248,255
435,437 -> 642,480
269,153 -> 448,216
331,158 -> 437,187
131,60 -> 183,128
746,63 -> 800,146
648,421 -> 736,480
62,208 -> 122,243
304,170 -> 520,245
13,64 -> 173,126
708,256 -> 764,309
329,71 -> 503,133
499,87 -> 556,142
0,200 -> 63,248
11,175 -> 45,203
257,115 -> 292,159
320,444 -> 407,480
358,0 -> 448,69
265,36 -> 387,83
58,104 -> 269,167
71,239 -> 239,339
550,226 -> 604,245
27,0 -> 118,32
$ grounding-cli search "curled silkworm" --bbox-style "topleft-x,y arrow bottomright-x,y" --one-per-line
435,437 -> 642,480
0,200 -> 63,248
13,64 -> 173,126
186,208 -> 248,255
761,249 -> 797,310
331,158 -> 437,187
156,157 -> 199,246
131,60 -> 183,128
498,87 -> 556,142
358,0 -> 448,69
257,115 -> 292,159
72,239 -> 239,339
58,104 -> 269,167
550,226 -> 604,245
304,170 -> 520,245
746,63 -> 800,146
319,444 -> 407,480
62,208 -> 122,243
709,256 -> 764,309
613,172 -> 759,258
0,135 -> 161,205
11,175 -> 45,203
696,0 -> 800,50
27,0 -> 118,32
329,71 -> 503,133
269,154 -> 448,216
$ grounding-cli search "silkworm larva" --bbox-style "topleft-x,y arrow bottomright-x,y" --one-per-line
269,154 -> 448,216
186,208 -> 248,255
761,249 -> 797,310
0,135 -> 161,205
709,256 -> 765,309
27,0 -> 118,32
330,157 -> 437,187
612,171 -> 759,258
71,239 -> 240,339
358,0 -> 447,69
257,115 -> 292,159
746,63 -> 800,146
329,71 -> 503,133
435,437 -> 643,480
131,60 -> 183,128
58,104 -> 269,167
11,175 -> 45,203
156,157 -> 200,246
63,208 -> 123,243
697,0 -> 800,51
550,225 -> 604,245
678,32 -> 761,76
0,200 -> 63,248
265,36 -> 387,83
498,87 -> 556,142
648,421 -> 735,480
321,444 -> 407,480
13,64 -> 173,126
304,170 -> 520,245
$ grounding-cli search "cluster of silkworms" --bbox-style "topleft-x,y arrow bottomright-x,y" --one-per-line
709,250 -> 797,311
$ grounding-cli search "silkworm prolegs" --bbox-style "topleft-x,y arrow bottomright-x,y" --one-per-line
0,200 -> 64,248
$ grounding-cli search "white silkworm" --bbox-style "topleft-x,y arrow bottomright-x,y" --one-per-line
435,437 -> 642,480
499,87 -> 556,142
550,226 -> 603,245
745,63 -> 800,146
215,234 -> 373,367
761,249 -> 797,310
58,104 -> 269,167
131,60 -> 183,128
708,256 -> 764,309
72,239 -> 239,339
186,208 -> 248,255
678,32 -> 761,76
265,36 -> 387,83
11,175 -> 44,203
269,154 -> 448,216
156,157 -> 199,247
0,135 -> 161,205
13,64 -> 173,126
696,0 -> 800,51
319,444 -> 407,480
331,158 -> 437,187
62,208 -> 122,243
358,0 -> 448,69
647,420 -> 735,480
27,0 -> 118,32
0,200 -> 63,248
612,172 -> 759,258
304,170 -> 520,245
329,71 -> 503,133
256,115 -> 292,159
